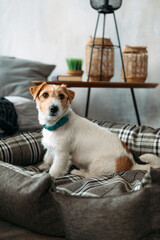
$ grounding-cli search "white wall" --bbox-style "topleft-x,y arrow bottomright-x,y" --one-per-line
0,0 -> 160,127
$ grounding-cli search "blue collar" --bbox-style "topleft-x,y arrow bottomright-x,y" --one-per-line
44,114 -> 69,131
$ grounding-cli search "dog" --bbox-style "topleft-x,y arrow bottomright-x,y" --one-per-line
29,82 -> 160,178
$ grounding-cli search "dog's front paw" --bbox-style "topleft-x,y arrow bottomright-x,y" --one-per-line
38,162 -> 50,171
49,168 -> 61,178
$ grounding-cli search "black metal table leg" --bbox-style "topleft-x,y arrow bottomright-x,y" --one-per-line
130,88 -> 141,126
85,12 -> 100,118
85,88 -> 91,118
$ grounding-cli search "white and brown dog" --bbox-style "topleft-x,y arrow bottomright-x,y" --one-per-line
30,82 -> 160,178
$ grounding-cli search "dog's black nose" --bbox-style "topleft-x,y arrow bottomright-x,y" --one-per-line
49,105 -> 59,114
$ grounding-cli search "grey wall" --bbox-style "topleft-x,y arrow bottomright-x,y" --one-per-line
0,0 -> 160,127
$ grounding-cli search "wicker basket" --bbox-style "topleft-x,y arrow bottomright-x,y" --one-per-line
85,37 -> 114,82
121,45 -> 148,83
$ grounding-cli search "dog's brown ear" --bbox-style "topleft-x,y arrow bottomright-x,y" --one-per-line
29,82 -> 46,100
67,89 -> 75,104
60,84 -> 75,104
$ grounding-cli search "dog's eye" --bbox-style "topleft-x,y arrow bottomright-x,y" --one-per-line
59,94 -> 65,100
43,92 -> 49,98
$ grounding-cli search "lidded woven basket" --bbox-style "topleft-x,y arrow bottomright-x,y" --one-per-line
121,45 -> 148,82
85,37 -> 114,82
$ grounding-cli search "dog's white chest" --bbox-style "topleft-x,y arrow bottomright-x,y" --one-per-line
42,126 -> 73,153
42,129 -> 57,149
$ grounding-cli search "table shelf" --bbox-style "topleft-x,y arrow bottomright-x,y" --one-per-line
32,81 -> 158,88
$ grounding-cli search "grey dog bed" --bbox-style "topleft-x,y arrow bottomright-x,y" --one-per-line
0,121 -> 160,239
0,161 -> 160,240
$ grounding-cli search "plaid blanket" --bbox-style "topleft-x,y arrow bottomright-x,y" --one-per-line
54,171 -> 146,197
0,130 -> 45,166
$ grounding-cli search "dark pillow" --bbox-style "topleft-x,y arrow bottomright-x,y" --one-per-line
0,96 -> 19,134
0,56 -> 55,99
5,96 -> 41,131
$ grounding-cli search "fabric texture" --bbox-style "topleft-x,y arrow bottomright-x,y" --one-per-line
0,130 -> 44,166
0,56 -> 55,99
0,96 -> 19,133
0,218 -> 64,240
55,170 -> 145,197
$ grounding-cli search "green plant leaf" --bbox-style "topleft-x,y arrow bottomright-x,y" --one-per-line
66,58 -> 83,70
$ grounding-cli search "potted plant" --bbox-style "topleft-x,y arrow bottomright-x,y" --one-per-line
66,58 -> 83,76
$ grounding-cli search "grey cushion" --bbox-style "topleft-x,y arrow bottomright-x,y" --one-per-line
0,161 -> 63,237
0,56 -> 55,99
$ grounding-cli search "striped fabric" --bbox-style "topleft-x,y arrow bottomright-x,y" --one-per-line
55,170 -> 146,197
0,130 -> 45,166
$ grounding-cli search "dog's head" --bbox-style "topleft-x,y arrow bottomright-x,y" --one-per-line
29,82 -> 75,125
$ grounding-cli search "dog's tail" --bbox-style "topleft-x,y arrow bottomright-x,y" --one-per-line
131,154 -> 160,171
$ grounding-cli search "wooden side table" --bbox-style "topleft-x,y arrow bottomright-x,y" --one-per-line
32,81 -> 159,126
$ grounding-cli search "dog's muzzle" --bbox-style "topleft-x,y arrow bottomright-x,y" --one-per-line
49,104 -> 59,116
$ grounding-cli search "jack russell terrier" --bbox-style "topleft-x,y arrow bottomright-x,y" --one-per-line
30,82 -> 160,178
